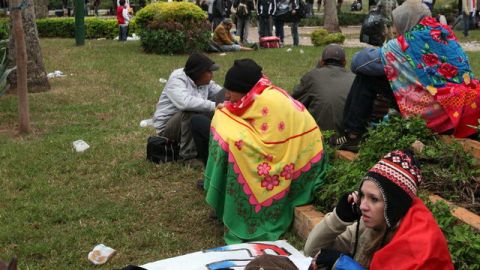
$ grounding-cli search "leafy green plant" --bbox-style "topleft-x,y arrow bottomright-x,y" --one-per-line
311,29 -> 345,46
135,2 -> 210,54
426,200 -> 480,270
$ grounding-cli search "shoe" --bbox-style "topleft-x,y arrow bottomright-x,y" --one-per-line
250,43 -> 259,50
329,134 -> 361,153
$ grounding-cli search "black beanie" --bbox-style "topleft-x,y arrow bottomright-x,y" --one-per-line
184,53 -> 219,81
224,59 -> 263,93
361,150 -> 422,228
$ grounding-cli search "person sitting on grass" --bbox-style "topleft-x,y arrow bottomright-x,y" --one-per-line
334,0 -> 480,152
204,59 -> 326,243
213,19 -> 256,52
152,53 -> 222,163
304,150 -> 454,270
292,44 -> 355,136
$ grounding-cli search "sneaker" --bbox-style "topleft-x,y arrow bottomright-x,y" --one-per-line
329,134 -> 361,153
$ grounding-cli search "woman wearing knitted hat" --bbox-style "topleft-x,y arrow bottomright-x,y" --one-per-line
203,59 -> 327,243
304,150 -> 453,269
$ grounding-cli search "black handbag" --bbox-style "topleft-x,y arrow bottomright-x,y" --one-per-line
146,136 -> 180,164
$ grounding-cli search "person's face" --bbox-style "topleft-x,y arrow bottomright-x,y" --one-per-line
195,70 -> 213,86
359,180 -> 387,230
224,23 -> 232,30
225,89 -> 245,103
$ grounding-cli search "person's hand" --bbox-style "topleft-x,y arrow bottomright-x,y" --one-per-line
335,191 -> 361,222
292,9 -> 297,15
216,103 -> 224,109
308,249 -> 343,270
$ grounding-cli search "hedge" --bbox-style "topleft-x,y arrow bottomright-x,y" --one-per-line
0,17 -> 138,39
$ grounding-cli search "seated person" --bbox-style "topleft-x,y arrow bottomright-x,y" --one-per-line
304,150 -> 454,270
153,53 -> 222,161
292,44 -> 355,136
204,59 -> 327,243
213,18 -> 255,52
338,0 -> 480,151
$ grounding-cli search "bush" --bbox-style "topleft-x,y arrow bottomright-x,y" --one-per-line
0,19 -> 9,40
311,29 -> 345,46
35,18 -> 132,39
135,2 -> 210,54
299,12 -> 367,26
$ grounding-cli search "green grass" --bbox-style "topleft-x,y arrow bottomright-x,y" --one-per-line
0,39 -> 479,269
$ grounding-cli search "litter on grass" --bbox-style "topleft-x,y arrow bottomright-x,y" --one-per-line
159,78 -> 167,84
140,119 -> 154,127
88,244 -> 116,265
72,140 -> 90,152
47,70 -> 66,78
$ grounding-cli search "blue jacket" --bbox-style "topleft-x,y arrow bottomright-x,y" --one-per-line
350,47 -> 385,76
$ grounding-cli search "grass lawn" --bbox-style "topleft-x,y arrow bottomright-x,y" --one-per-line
0,39 -> 479,269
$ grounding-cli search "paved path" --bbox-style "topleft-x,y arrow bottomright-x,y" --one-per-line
247,25 -> 480,51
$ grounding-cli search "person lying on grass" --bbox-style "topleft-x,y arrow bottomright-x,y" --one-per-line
304,150 -> 453,270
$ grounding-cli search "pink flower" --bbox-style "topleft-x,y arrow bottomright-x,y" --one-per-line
422,53 -> 440,67
234,140 -> 244,150
419,16 -> 440,27
385,52 -> 396,63
257,162 -> 271,176
261,174 -> 280,191
384,65 -> 398,81
261,106 -> 269,116
430,29 -> 447,44
280,163 -> 295,180
263,154 -> 273,162
278,121 -> 285,132
260,123 -> 269,132
438,62 -> 458,79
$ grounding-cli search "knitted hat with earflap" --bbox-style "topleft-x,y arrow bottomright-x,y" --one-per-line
361,150 -> 422,228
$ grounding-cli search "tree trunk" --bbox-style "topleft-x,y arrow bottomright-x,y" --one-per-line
33,0 -> 49,18
324,0 -> 340,33
11,1 -> 31,134
8,0 -> 50,93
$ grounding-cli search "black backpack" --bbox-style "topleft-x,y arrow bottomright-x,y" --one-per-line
359,9 -> 385,46
146,136 -> 180,164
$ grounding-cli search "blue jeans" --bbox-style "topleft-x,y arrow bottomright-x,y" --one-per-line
274,19 -> 299,46
119,25 -> 128,41
463,12 -> 472,37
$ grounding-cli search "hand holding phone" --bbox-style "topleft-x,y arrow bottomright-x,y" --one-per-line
335,192 -> 362,222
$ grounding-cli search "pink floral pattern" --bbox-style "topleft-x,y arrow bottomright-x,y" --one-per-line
280,163 -> 295,180
261,106 -> 269,116
263,154 -> 273,162
235,140 -> 244,150
257,162 -> 271,176
278,121 -> 285,132
261,174 -> 280,191
260,123 -> 269,132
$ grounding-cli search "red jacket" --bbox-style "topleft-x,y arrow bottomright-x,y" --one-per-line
117,6 -> 125,25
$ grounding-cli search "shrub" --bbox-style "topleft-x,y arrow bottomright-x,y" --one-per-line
0,19 -> 9,40
135,2 -> 210,54
311,29 -> 345,46
299,12 -> 367,26
35,18 -> 130,39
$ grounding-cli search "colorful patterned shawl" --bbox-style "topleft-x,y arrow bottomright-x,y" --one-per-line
205,76 -> 325,243
381,16 -> 480,137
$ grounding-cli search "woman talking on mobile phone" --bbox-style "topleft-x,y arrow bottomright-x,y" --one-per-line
304,150 -> 454,270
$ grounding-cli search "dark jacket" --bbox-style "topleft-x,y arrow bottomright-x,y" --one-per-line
257,0 -> 276,16
350,47 -> 384,76
292,64 -> 355,134
212,0 -> 227,17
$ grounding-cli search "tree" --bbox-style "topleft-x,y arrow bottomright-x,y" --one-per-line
10,0 -> 31,134
8,0 -> 50,93
323,0 -> 340,33
33,0 -> 49,19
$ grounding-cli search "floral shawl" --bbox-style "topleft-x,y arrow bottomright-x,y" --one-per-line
381,16 -> 480,137
204,76 -> 325,243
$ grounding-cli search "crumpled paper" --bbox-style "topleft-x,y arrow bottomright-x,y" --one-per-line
47,70 -> 66,79
88,244 -> 116,265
